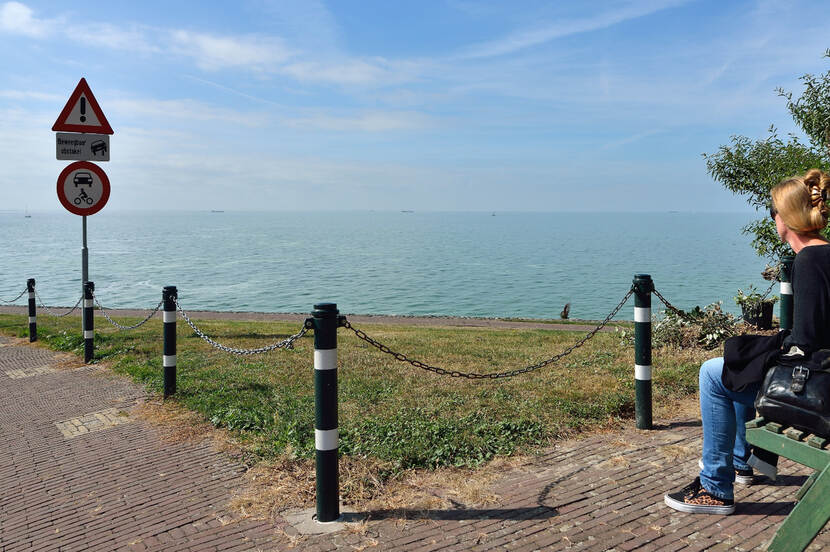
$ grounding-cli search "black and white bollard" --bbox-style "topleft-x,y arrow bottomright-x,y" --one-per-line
633,274 -> 653,430
312,303 -> 340,523
163,286 -> 177,397
779,256 -> 794,331
83,281 -> 94,363
27,278 -> 36,342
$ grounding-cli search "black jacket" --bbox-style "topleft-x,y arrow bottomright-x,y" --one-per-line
722,331 -> 789,392
723,245 -> 830,392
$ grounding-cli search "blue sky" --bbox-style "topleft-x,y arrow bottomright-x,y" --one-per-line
2,0 -> 829,212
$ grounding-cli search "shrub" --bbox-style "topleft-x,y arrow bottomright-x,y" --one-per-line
618,303 -> 737,350
653,303 -> 736,350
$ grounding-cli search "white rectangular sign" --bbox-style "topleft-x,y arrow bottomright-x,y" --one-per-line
56,133 -> 110,161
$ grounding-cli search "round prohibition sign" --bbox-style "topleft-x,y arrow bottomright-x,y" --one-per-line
57,161 -> 110,216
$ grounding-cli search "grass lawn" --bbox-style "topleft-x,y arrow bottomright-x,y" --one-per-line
0,310 -> 712,507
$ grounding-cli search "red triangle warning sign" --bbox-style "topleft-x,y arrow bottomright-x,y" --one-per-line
52,78 -> 114,134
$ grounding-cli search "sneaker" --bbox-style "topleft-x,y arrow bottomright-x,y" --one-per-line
664,477 -> 735,515
698,458 -> 759,484
734,467 -> 757,485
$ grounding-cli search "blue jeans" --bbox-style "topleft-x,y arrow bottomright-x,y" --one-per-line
699,357 -> 760,500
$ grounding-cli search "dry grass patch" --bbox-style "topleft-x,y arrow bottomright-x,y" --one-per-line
365,466 -> 498,514
230,457 -> 316,520
229,454 -> 525,523
51,354 -> 88,371
607,438 -> 637,449
599,455 -> 631,470
134,399 -> 236,448
654,393 -> 700,421
272,527 -> 308,550
658,444 -> 695,462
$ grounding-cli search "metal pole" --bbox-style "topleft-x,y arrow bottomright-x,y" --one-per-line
82,216 -> 88,295
163,286 -> 177,397
83,281 -> 94,363
27,279 -> 36,342
312,302 -> 340,523
633,274 -> 653,430
779,256 -> 795,331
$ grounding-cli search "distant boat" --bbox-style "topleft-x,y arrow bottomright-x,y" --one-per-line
491,212 -> 496,216
401,210 -> 414,213
210,210 -> 225,213
24,207 -> 31,218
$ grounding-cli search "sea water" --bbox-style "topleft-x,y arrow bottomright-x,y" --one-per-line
0,210 -> 774,320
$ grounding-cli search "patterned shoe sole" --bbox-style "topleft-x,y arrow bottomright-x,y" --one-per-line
664,494 -> 735,515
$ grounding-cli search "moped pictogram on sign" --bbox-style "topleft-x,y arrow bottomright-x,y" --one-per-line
56,161 -> 110,216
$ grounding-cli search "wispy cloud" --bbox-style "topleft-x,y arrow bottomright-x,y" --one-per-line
108,98 -> 268,127
70,22 -> 161,54
455,0 -> 691,59
284,110 -> 435,132
600,129 -> 664,150
0,1 -> 52,37
182,75 -> 287,107
170,30 -> 294,71
0,2 -> 411,87
257,0 -> 342,54
0,89 -> 62,101
281,58 -> 412,86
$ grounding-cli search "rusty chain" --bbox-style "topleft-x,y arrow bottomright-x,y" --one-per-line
341,286 -> 635,379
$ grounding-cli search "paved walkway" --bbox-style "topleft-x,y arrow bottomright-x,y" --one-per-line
1,334 -> 828,551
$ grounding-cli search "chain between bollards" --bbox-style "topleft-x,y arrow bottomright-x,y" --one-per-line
633,274 -> 653,430
27,279 -> 36,342
163,286 -> 177,398
83,281 -> 94,363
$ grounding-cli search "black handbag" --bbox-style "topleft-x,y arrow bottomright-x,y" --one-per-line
755,348 -> 830,438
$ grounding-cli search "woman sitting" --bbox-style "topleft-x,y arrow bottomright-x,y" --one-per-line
664,169 -> 830,514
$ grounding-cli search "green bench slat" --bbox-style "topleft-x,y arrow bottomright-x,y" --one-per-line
809,435 -> 829,449
744,418 -> 830,552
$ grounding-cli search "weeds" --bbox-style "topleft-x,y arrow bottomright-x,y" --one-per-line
617,302 -> 736,350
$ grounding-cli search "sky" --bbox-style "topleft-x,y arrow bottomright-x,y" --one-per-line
1,0 -> 830,212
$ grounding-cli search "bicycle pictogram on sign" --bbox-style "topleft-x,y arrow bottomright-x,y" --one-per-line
74,189 -> 93,205
56,161 -> 110,216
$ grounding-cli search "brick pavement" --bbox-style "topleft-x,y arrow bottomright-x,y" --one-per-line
1,333 -> 829,551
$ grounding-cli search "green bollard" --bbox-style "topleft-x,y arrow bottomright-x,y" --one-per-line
779,256 -> 794,331
312,303 -> 341,523
27,279 -> 36,342
83,281 -> 94,363
163,286 -> 177,397
633,274 -> 653,430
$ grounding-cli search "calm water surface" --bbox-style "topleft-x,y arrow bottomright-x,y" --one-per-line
0,211 -> 773,320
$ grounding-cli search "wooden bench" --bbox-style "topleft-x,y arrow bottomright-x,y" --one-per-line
745,417 -> 830,551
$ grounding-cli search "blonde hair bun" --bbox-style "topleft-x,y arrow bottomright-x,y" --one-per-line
771,169 -> 830,234
804,169 -> 829,215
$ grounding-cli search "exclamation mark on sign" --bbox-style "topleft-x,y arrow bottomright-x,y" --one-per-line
80,97 -> 87,123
